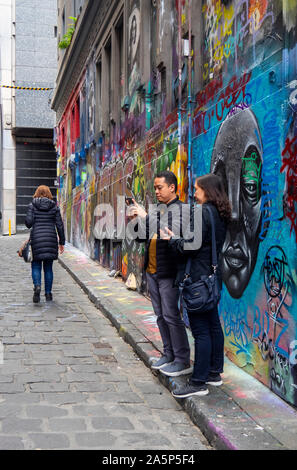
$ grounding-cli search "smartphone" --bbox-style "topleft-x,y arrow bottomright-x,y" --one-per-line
125,197 -> 134,206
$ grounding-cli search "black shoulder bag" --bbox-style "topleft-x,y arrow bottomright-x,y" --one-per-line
18,237 -> 33,263
18,206 -> 34,263
180,205 -> 221,314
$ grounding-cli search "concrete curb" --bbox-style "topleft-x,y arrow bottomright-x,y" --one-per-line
59,256 -> 287,450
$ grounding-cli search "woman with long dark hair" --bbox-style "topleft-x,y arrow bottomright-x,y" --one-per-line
161,173 -> 231,397
25,185 -> 65,303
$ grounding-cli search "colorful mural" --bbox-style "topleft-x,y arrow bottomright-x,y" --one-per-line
191,0 -> 297,406
54,0 -> 297,406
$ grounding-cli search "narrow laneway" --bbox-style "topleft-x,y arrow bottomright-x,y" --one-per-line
0,234 -> 210,450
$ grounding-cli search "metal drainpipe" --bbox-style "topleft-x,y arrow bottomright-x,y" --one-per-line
187,0 -> 193,205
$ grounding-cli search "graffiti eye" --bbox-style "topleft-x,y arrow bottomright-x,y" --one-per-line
245,182 -> 257,193
242,178 -> 260,206
241,146 -> 262,206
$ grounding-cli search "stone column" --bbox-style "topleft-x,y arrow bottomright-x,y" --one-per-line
0,0 -> 16,235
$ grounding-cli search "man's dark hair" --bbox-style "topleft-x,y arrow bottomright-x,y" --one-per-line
155,170 -> 178,192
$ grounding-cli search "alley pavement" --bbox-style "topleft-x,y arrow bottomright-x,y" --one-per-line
58,240 -> 297,451
0,234 -> 209,450
1,235 -> 297,451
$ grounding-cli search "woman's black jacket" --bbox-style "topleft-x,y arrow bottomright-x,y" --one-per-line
25,197 -> 65,261
169,202 -> 227,287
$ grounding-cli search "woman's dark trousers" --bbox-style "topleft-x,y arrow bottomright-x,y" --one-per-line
188,306 -> 224,383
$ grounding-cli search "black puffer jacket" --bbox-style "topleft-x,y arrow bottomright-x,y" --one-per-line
25,198 -> 65,261
169,203 -> 227,287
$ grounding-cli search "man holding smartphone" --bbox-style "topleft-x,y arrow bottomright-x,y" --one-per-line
128,171 -> 192,377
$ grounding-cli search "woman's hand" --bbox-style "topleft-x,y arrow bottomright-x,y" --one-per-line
59,245 -> 65,255
160,227 -> 174,240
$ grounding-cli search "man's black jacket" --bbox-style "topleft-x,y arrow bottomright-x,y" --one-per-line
133,196 -> 188,279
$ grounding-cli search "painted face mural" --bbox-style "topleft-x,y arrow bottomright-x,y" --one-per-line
211,107 -> 264,299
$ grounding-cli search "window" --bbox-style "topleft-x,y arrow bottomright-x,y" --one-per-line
151,64 -> 166,125
62,7 -> 66,37
73,0 -> 84,17
96,60 -> 102,132
102,38 -> 112,136
115,16 -> 124,124
75,97 -> 80,140
71,106 -> 75,152
61,126 -> 65,157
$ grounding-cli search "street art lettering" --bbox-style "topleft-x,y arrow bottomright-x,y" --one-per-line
263,246 -> 288,298
221,299 -> 251,357
281,135 -> 297,242
215,72 -> 252,121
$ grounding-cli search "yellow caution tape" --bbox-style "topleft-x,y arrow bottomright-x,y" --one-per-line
0,84 -> 53,91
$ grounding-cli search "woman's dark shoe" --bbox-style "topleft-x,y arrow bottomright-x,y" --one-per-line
33,285 -> 41,303
172,381 -> 209,398
45,293 -> 53,301
206,373 -> 223,386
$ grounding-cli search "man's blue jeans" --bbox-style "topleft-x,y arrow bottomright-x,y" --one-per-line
188,306 -> 224,383
31,260 -> 54,294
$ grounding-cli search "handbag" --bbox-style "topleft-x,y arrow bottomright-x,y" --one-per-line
179,205 -> 221,314
18,238 -> 33,263
18,205 -> 34,263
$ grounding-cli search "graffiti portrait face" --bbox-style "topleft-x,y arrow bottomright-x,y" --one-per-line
211,108 -> 263,299
128,8 -> 140,65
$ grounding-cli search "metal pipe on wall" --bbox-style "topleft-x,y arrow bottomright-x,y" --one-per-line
177,0 -> 182,190
187,0 -> 193,204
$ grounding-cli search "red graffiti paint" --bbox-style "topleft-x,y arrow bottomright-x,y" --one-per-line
193,72 -> 252,135
281,135 -> 297,242
195,75 -> 223,110
215,72 -> 252,121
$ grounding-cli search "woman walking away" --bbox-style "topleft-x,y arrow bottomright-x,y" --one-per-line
162,173 -> 231,398
25,185 -> 65,303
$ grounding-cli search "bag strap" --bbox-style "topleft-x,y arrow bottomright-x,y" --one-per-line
205,205 -> 218,272
183,204 -> 218,278
28,205 -> 35,243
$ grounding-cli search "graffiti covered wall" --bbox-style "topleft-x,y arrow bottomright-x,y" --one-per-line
193,0 -> 297,406
55,0 -> 297,406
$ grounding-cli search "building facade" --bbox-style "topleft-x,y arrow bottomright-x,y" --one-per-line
52,0 -> 297,407
0,0 -> 58,233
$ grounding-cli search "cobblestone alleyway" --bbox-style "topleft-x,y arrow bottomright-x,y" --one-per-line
0,235 -> 209,450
